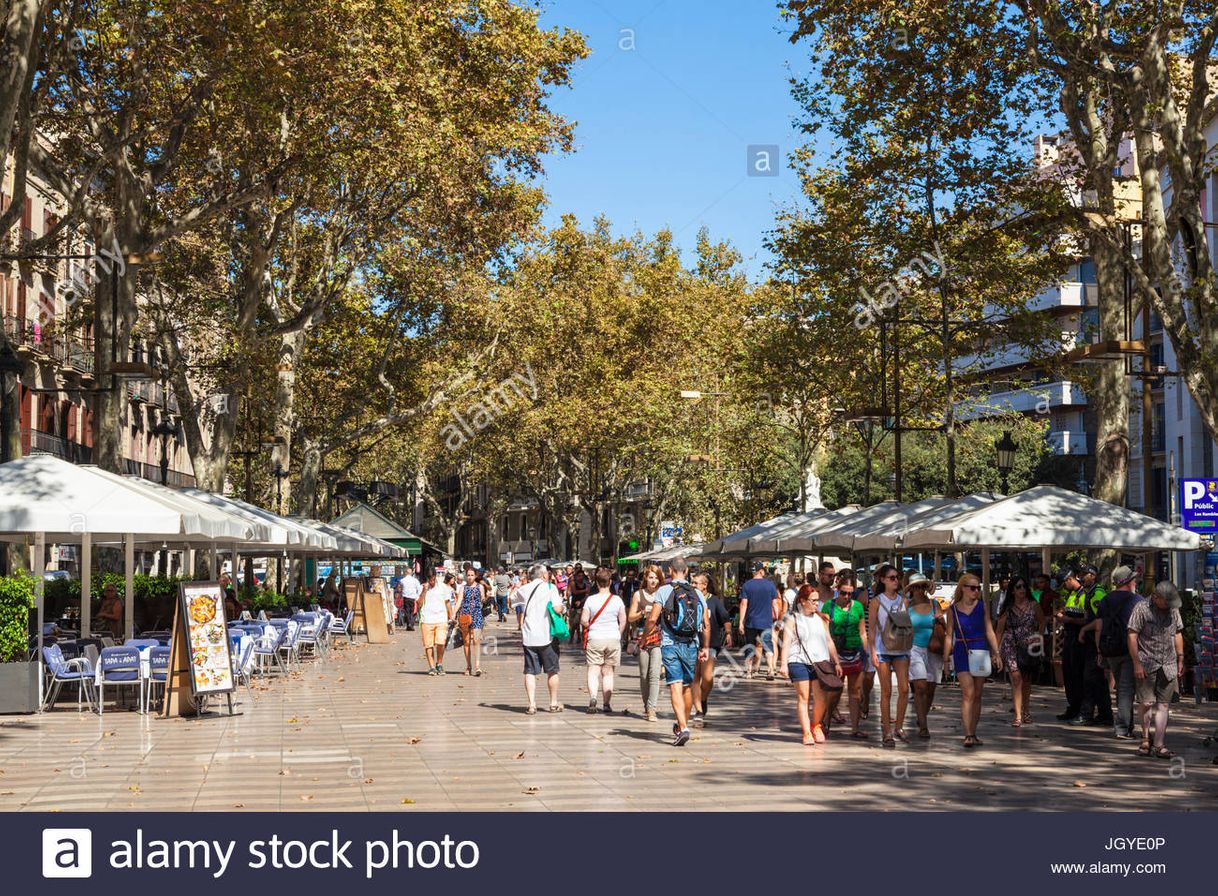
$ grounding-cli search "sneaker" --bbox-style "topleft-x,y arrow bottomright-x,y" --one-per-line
646,709 -> 658,722
673,728 -> 691,747
427,667 -> 437,676
691,711 -> 705,728
1069,716 -> 1091,726
587,700 -> 599,714
603,704 -> 613,715
1115,730 -> 1134,740
436,665 -> 445,675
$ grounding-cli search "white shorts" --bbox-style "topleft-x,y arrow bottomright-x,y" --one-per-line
909,645 -> 943,683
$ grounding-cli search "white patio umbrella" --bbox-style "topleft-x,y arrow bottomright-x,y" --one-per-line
901,485 -> 1201,552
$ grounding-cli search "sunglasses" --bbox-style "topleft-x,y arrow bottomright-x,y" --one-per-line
884,574 -> 899,580
838,589 -> 855,595
963,584 -> 980,591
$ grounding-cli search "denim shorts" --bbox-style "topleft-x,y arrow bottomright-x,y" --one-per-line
662,641 -> 698,685
787,662 -> 813,682
877,652 -> 909,665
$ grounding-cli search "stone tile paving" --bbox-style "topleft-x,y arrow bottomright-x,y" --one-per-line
1,616 -> 1216,811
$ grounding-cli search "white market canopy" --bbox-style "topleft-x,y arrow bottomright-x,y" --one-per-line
621,543 -> 705,563
850,493 -> 1000,553
0,454 -> 182,540
701,510 -> 806,556
901,485 -> 1202,552
180,489 -> 338,552
746,505 -> 862,556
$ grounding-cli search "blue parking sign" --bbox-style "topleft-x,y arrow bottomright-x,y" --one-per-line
1180,478 -> 1218,532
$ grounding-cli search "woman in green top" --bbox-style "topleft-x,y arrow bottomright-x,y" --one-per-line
821,573 -> 868,738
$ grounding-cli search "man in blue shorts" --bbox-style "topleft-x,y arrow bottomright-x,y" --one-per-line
737,561 -> 779,680
648,557 -> 709,746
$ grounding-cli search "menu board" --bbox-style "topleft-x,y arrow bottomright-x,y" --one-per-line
178,581 -> 234,696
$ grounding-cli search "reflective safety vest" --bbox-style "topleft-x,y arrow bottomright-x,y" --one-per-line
1065,585 -> 1107,615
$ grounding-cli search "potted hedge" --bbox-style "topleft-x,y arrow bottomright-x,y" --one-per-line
0,572 -> 39,713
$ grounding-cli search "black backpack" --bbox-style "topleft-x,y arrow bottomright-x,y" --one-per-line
1099,592 -> 1135,658
662,581 -> 702,642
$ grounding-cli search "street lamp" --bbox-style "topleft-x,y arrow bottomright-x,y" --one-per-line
995,430 -> 1017,494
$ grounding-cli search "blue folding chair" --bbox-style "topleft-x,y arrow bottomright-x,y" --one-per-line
253,626 -> 289,676
98,646 -> 143,714
144,646 -> 171,713
41,645 -> 95,712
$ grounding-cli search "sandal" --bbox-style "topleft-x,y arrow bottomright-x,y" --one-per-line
1137,741 -> 1151,756
894,729 -> 907,743
882,735 -> 896,748
525,706 -> 536,715
850,730 -> 869,739
963,735 -> 976,748
474,669 -> 483,677
1012,719 -> 1023,728
548,704 -> 563,713
813,725 -> 826,744
972,735 -> 984,746
918,727 -> 930,738
1151,746 -> 1176,760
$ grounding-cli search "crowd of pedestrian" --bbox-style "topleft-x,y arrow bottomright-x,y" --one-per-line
401,556 -> 1190,755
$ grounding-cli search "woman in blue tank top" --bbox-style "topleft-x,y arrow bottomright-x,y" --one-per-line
946,574 -> 1002,748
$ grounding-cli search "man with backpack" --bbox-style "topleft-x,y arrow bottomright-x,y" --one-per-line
646,557 -> 709,746
1087,566 -> 1144,739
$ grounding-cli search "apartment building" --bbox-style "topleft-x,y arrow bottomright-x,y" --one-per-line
1,167 -> 195,487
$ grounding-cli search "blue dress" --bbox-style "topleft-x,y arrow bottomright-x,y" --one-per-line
461,585 -> 484,630
950,601 -> 987,674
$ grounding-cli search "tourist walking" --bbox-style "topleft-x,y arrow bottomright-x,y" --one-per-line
691,571 -> 731,726
945,574 -> 1002,748
1128,581 -> 1185,759
868,564 -> 912,746
1092,566 -> 1144,739
400,568 -> 422,630
737,561 -> 779,680
779,584 -> 843,744
821,572 -> 868,738
519,564 -> 565,714
996,575 -> 1046,727
417,569 -> 454,675
457,567 -> 485,676
582,569 -> 627,713
629,564 -> 666,721
906,572 -> 944,738
649,557 -> 708,746
568,564 -> 591,645
492,567 -> 512,623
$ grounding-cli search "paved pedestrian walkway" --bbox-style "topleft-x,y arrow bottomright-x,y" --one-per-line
2,618 -> 1216,811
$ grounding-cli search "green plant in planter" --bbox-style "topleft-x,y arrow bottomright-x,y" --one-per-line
0,572 -> 36,663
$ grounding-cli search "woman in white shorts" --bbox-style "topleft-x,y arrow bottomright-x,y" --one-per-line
906,572 -> 944,738
581,568 -> 627,714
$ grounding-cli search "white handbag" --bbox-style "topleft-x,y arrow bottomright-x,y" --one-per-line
967,648 -> 992,677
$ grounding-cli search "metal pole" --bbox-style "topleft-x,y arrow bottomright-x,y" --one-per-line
35,532 -> 45,709
124,533 -> 135,641
80,532 -> 92,638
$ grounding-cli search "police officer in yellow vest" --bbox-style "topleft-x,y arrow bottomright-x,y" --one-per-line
1056,564 -> 1112,724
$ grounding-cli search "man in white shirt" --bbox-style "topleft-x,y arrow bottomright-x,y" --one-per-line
518,563 -> 565,714
400,570 -> 422,630
416,569 -> 454,675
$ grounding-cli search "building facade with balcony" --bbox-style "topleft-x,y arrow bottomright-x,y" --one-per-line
2,166 -> 195,487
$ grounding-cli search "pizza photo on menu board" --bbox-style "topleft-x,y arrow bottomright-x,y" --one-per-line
178,581 -> 234,695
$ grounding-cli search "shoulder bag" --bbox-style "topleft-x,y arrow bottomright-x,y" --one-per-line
793,612 -> 843,690
953,605 -> 991,677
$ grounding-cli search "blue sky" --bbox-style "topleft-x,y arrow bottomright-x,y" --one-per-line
536,0 -> 808,278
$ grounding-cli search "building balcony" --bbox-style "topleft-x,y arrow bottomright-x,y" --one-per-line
984,281 -> 1096,318
956,331 -> 1080,374
121,458 -> 196,489
956,380 -> 1088,420
21,429 -> 93,464
1047,430 -> 1091,456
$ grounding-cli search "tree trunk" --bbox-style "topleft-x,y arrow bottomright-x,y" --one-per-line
271,330 -> 303,514
296,438 -> 322,517
1089,231 -> 1130,507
